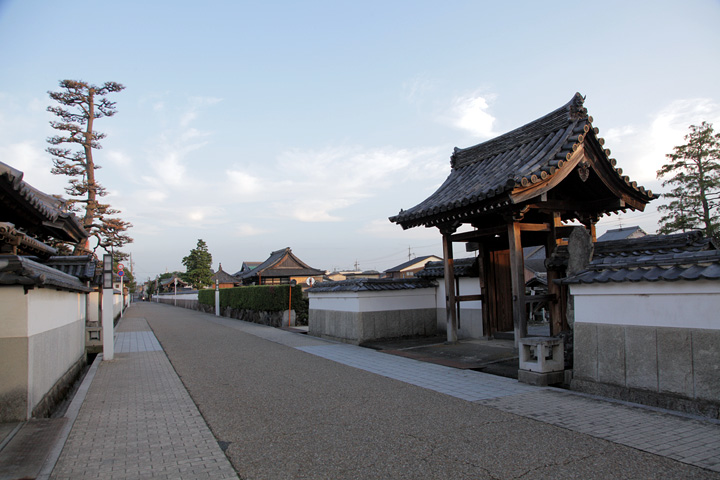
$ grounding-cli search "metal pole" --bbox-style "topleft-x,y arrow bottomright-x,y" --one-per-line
215,279 -> 220,316
174,278 -> 177,306
120,274 -> 124,318
288,284 -> 293,327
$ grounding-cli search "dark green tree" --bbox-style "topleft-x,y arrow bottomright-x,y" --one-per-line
182,239 -> 213,289
46,79 -> 132,255
657,122 -> 720,239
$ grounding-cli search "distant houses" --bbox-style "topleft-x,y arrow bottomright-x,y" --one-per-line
384,255 -> 442,279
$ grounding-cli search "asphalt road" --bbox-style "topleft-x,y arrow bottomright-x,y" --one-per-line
145,304 -> 718,479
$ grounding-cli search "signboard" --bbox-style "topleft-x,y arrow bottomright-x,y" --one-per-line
306,277 -> 316,287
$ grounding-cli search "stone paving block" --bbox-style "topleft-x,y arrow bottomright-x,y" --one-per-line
49,319 -> 237,480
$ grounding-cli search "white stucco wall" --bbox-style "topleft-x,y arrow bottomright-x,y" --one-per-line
309,288 -> 436,313
570,281 -> 720,329
0,286 -> 86,420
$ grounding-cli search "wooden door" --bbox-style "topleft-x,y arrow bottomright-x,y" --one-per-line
487,249 -> 513,335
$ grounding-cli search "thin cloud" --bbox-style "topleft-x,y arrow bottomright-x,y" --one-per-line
607,98 -> 720,183
449,93 -> 497,138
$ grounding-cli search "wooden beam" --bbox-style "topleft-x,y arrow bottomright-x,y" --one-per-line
442,232 -> 458,343
457,294 -> 483,302
451,225 -> 506,242
518,223 -> 550,232
507,221 -> 527,347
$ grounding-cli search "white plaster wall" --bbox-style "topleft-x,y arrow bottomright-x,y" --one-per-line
26,288 -> 86,336
0,286 -> 86,420
309,288 -> 436,313
0,286 -> 29,337
571,281 -> 720,330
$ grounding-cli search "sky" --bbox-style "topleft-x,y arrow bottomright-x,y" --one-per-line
1,1 -> 719,282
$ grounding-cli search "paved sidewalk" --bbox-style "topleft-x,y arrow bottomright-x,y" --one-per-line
49,316 -> 238,480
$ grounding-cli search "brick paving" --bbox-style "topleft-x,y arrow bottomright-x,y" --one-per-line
49,316 -> 237,480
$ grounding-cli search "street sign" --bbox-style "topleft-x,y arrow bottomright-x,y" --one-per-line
306,277 -> 315,286
118,270 -> 124,277
118,263 -> 125,271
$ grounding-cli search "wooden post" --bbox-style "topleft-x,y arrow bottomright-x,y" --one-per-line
546,212 -> 563,336
442,231 -> 458,343
479,244 -> 492,339
507,221 -> 526,347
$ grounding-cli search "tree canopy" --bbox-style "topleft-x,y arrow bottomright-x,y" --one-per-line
182,239 -> 213,289
656,122 -> 720,239
47,79 -> 133,255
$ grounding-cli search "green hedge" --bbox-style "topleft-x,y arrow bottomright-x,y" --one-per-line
199,285 -> 308,322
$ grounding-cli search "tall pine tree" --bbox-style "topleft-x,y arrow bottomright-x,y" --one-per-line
657,122 -> 720,239
47,79 -> 133,255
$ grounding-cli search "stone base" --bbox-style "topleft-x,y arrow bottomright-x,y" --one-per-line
571,378 -> 720,420
518,369 -> 564,386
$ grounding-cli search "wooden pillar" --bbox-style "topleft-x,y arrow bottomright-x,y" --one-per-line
479,244 -> 492,339
507,221 -> 526,347
442,231 -> 458,343
546,213 -> 564,336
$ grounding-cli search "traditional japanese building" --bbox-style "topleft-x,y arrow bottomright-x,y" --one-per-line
211,264 -> 242,288
390,93 -> 655,344
238,247 -> 325,286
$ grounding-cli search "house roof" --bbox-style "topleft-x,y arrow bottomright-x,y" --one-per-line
308,277 -> 437,293
562,231 -> 720,284
237,248 -> 324,280
0,161 -> 87,247
0,255 -> 93,293
211,264 -> 240,284
385,255 -> 442,273
416,257 -> 479,278
597,226 -> 647,242
233,261 -> 261,276
390,93 -> 656,230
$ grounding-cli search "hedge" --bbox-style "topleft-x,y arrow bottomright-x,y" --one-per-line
199,285 -> 308,323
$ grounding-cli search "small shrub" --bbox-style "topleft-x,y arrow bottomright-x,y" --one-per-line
198,285 -> 308,323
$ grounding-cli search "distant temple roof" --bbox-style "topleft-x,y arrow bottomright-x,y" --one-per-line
211,264 -> 241,284
562,231 -> 720,284
237,248 -> 324,281
390,93 -> 656,230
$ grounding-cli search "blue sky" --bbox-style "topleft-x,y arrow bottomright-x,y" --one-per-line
1,0 -> 719,281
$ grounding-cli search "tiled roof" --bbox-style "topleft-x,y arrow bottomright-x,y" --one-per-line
390,93 -> 655,229
597,226 -> 647,242
0,255 -> 93,293
0,161 -> 87,243
238,248 -> 324,279
308,277 -> 437,293
385,255 -> 441,273
416,258 -> 478,278
561,231 -> 720,284
211,265 -> 240,284
43,255 -> 97,281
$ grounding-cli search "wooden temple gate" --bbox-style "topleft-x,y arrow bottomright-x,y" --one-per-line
391,93 -> 655,346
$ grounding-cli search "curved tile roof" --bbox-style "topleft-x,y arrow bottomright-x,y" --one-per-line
308,277 -> 437,293
0,161 -> 87,243
390,93 -> 655,229
561,231 -> 720,284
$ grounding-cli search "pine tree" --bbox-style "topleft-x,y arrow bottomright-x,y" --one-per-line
656,122 -> 720,239
182,239 -> 213,289
47,79 -> 133,255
